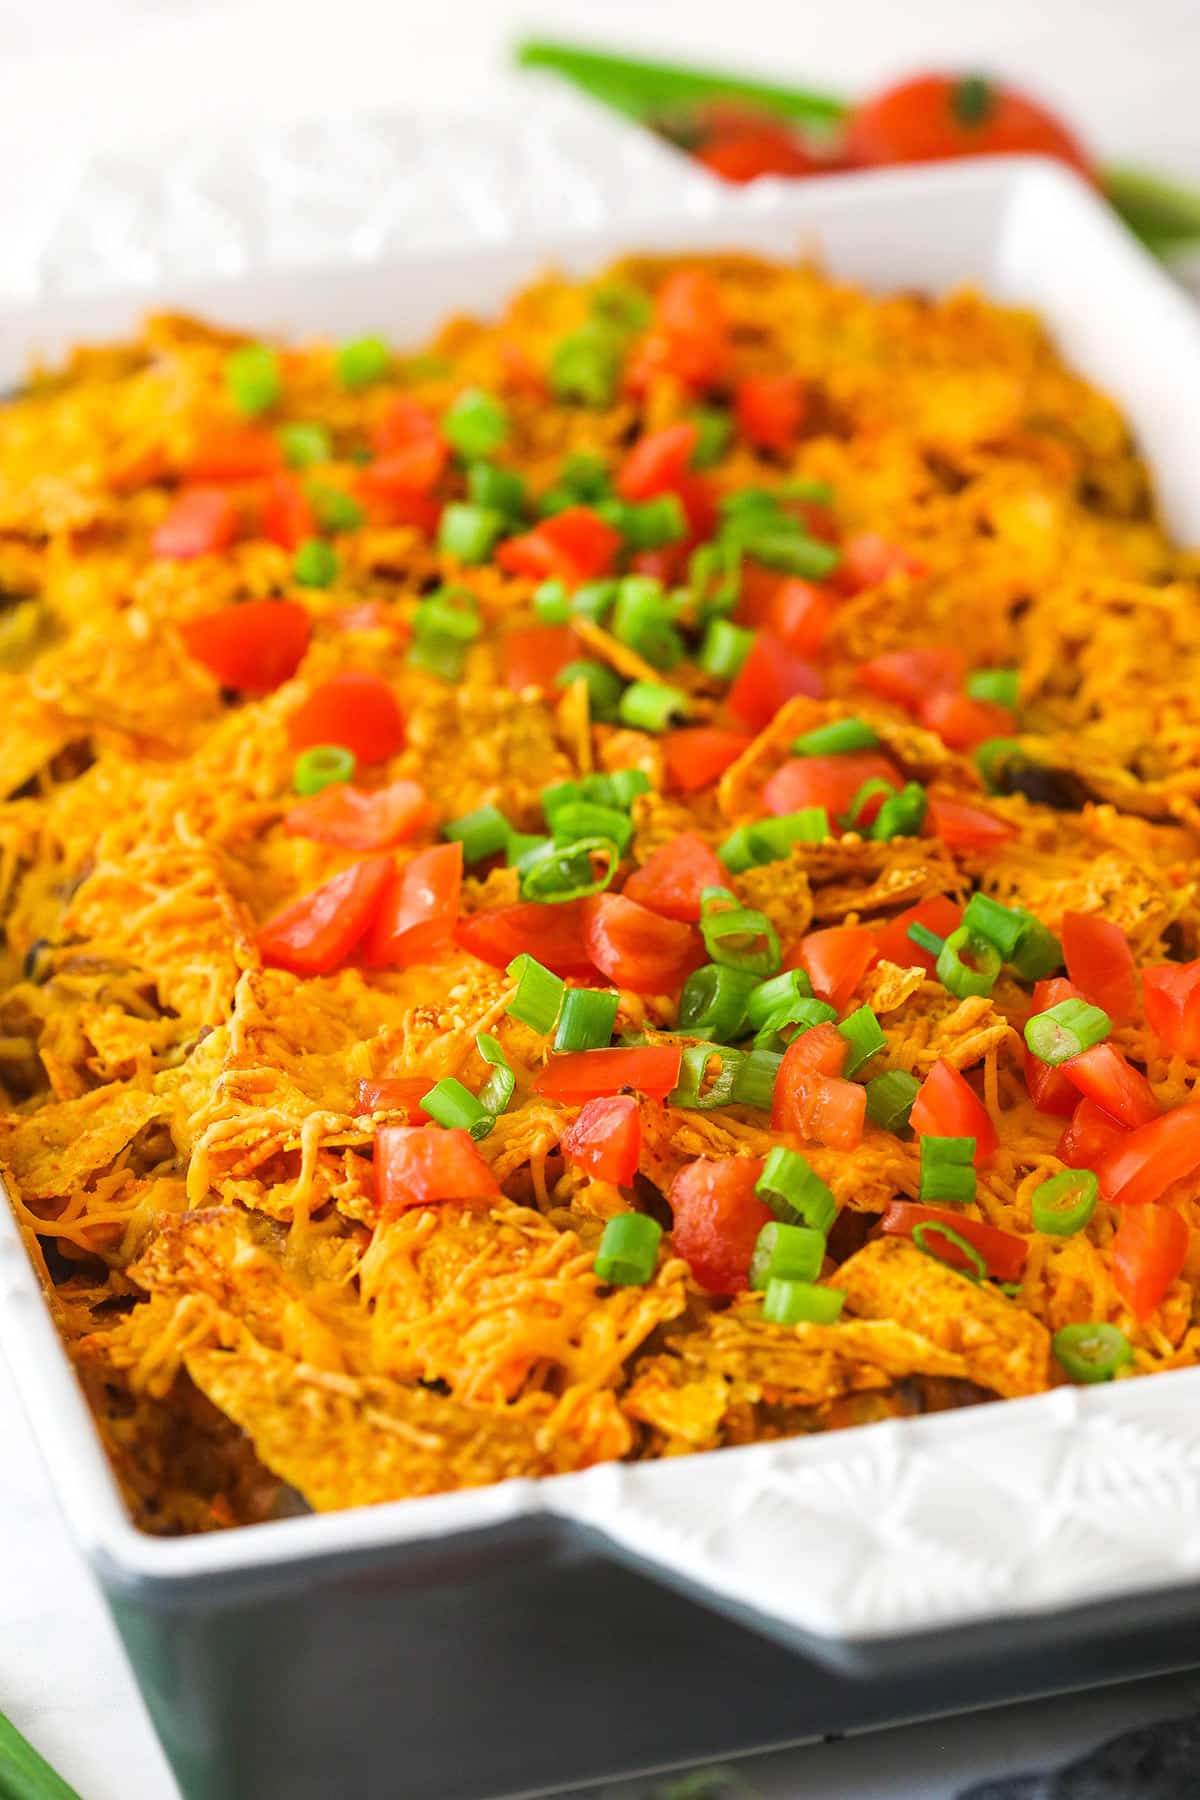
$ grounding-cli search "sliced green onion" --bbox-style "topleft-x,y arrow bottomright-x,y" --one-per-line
747,809 -> 831,864
699,889 -> 781,978
409,588 -> 480,682
793,718 -> 880,757
865,1069 -> 920,1132
549,323 -> 623,408
506,954 -> 565,1031
420,1076 -> 494,1141
439,502 -> 506,564
961,892 -> 1029,961
571,579 -> 619,624
279,421 -> 332,468
590,282 -> 652,333
606,495 -> 688,552
540,780 -> 580,823
519,837 -> 619,903
293,744 -> 356,796
746,968 -> 814,1030
594,1212 -> 662,1286
677,963 -> 759,1042
717,826 -> 758,874
533,579 -> 571,624
688,538 -> 742,621
689,407 -> 732,469
443,805 -> 511,864
753,996 -> 838,1051
967,667 -> 1020,710
729,1047 -> 782,1111
612,577 -> 684,670
606,767 -> 652,809
308,482 -> 365,533
912,1220 -> 986,1281
1008,916 -> 1064,982
226,343 -> 281,416
907,920 -> 946,959
1053,1321 -> 1133,1384
467,460 -> 526,518
871,782 -> 928,841
844,778 -> 895,828
557,450 -> 611,501
730,529 -> 840,580
293,537 -> 339,588
555,986 -> 620,1052
762,1278 -> 845,1325
477,1033 -> 516,1115
335,334 -> 391,391
1032,1168 -> 1098,1237
505,830 -> 546,867
1025,998 -> 1111,1066
749,1221 -> 825,1290
918,1136 -> 977,1205
756,1145 -> 837,1232
838,1005 -> 886,1077
555,659 -> 625,721
443,388 -> 508,458
698,619 -> 754,681
670,1043 -> 743,1109
618,681 -> 689,733
550,800 -> 634,855
975,736 -> 1026,792
920,1134 -> 976,1167
936,927 -> 1002,999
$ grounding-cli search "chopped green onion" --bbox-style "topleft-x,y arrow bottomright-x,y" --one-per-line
670,1043 -> 743,1109
555,658 -> 625,720
677,963 -> 759,1042
689,407 -> 733,468
439,502 -> 506,564
477,1033 -> 516,1115
590,282 -> 652,333
540,780 -> 580,823
1053,1321 -> 1133,1384
279,422 -> 332,468
961,892 -> 1028,961
936,926 -> 1002,999
746,969 -> 814,1030
967,667 -> 1020,710
420,1076 -> 494,1141
443,805 -> 511,864
919,1135 -> 977,1204
717,826 -> 758,874
226,343 -> 281,416
571,579 -> 619,624
753,996 -> 838,1051
870,782 -> 928,841
1032,1168 -> 1098,1237
555,986 -> 619,1052
335,335 -> 391,391
308,483 -> 365,533
1025,998 -> 1111,1065
699,889 -> 781,978
756,1145 -> 837,1232
749,1221 -> 825,1289
293,744 -> 356,796
793,718 -> 880,757
864,1069 -> 920,1133
467,461 -> 526,518
409,588 -> 480,681
844,778 -> 895,828
550,800 -> 634,855
594,1212 -> 662,1286
747,809 -> 830,863
506,954 -> 564,1032
533,579 -> 571,624
907,920 -> 947,959
442,388 -> 508,458
549,323 -> 623,408
698,619 -> 755,681
519,836 -> 620,903
762,1278 -> 845,1325
612,578 -> 684,669
606,767 -> 652,809
1008,916 -> 1064,981
975,737 -> 1026,792
838,1005 -> 886,1077
730,528 -> 840,580
557,450 -> 611,501
505,830 -> 546,867
730,1047 -> 782,1111
688,539 -> 742,620
293,538 -> 339,587
912,1220 -> 987,1281
605,494 -> 688,552
618,681 -> 689,733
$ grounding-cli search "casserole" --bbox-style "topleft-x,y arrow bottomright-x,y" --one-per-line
5,158 -> 1200,1800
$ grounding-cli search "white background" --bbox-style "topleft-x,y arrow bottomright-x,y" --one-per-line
4,3 -> 1200,1797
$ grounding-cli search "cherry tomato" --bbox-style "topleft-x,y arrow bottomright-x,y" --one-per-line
846,73 -> 1095,183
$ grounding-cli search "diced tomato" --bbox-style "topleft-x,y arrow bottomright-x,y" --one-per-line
372,396 -> 441,458
771,1022 -> 866,1151
187,425 -> 282,483
873,896 -> 963,973
695,124 -> 826,184
617,422 -> 698,500
661,727 -> 751,793
926,792 -> 1017,852
256,855 -> 393,977
1144,960 -> 1200,1061
630,544 -> 690,584
622,832 -> 726,923
495,506 -> 621,586
364,842 -> 462,969
181,597 -> 311,695
727,632 -> 824,731
734,372 -> 806,451
581,892 -> 699,995
734,560 -> 788,627
501,624 -> 579,693
455,900 -> 596,979
153,487 -> 238,560
879,1202 -> 1027,1284
1063,1042 -> 1159,1129
626,268 -> 732,395
834,534 -> 926,596
561,1093 -> 641,1185
857,646 -> 965,710
1057,1097 -> 1129,1170
909,1059 -> 998,1164
667,1155 -> 772,1295
762,751 -> 900,826
498,339 -> 547,397
671,470 -> 719,544
791,925 -> 881,1012
357,481 -> 441,535
1112,1206 -> 1190,1318
534,1044 -> 682,1103
918,690 -> 1015,751
655,267 -> 727,341
1061,912 -> 1139,1026
288,671 -> 405,764
335,600 -> 408,636
359,439 -> 448,498
845,74 -> 1096,184
374,1124 -> 501,1214
284,780 -> 430,851
1096,1101 -> 1200,1206
260,473 -> 315,550
354,1076 -> 431,1123
767,580 -> 836,656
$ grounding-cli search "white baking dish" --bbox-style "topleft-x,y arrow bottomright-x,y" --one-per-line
4,153 -> 1200,1800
